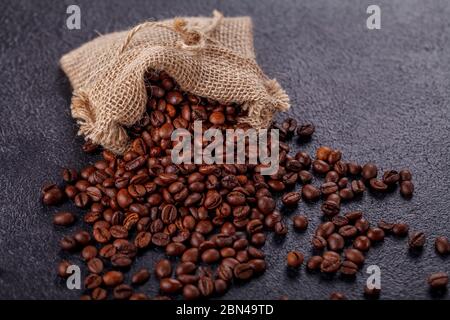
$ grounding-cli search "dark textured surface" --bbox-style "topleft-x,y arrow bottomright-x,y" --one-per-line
0,0 -> 449,300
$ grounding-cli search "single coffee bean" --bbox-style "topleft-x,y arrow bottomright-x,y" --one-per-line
392,223 -> 409,236
344,211 -> 363,221
110,225 -> 128,239
378,220 -> 395,233
298,170 -> 313,184
316,146 -> 332,161
87,258 -> 104,274
325,171 -> 340,183
42,185 -> 64,206
234,263 -> 254,280
362,163 -> 377,180
292,215 -> 308,231
53,211 -> 75,226
111,254 -> 132,267
330,292 -> 347,300
60,235 -> 77,251
201,248 -> 221,264
399,169 -> 412,181
131,268 -> 151,285
183,284 -> 201,300
320,255 -> 341,273
327,233 -> 345,251
155,259 -> 172,279
152,232 -> 170,247
84,273 -> 102,289
409,232 -> 426,249
102,271 -> 124,286
93,227 -> 111,244
256,196 -> 276,214
134,231 -> 152,249
334,161 -> 348,177
367,228 -> 385,242
91,287 -> 107,300
435,236 -> 450,255
160,278 -> 182,294
81,245 -> 98,261
302,184 -> 321,201
57,260 -> 71,278
339,225 -> 358,238
99,244 -> 116,258
321,200 -> 340,217
321,182 -> 338,196
339,188 -> 354,200
297,123 -> 315,138
312,160 -> 330,174
347,162 -> 362,175
400,181 -> 414,198
332,215 -> 349,228
198,276 -> 215,297
340,260 -> 358,276
311,235 -> 327,250
306,256 -> 323,270
316,222 -> 335,238
327,150 -> 342,165
281,192 -> 301,206
344,248 -> 365,265
355,218 -> 370,234
74,192 -> 90,208
351,180 -> 365,194
428,272 -> 448,289
382,170 -> 400,185
286,251 -> 304,268
113,284 -> 133,300
353,236 -> 371,251
369,179 -> 388,192
274,222 -> 288,236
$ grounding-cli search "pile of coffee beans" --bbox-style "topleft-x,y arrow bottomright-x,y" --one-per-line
42,70 -> 447,300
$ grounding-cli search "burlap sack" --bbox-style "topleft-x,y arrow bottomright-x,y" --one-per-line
60,10 -> 290,154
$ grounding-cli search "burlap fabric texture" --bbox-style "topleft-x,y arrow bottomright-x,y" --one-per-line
60,10 -> 290,154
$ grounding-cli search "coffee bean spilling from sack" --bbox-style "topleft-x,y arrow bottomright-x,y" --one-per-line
44,70 -> 436,301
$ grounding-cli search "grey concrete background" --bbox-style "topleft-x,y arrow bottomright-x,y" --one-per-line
0,0 -> 449,299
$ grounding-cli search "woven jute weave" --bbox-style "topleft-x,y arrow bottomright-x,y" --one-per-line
60,11 -> 290,154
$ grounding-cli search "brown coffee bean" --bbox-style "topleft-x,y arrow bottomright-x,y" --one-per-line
435,236 -> 450,255
84,273 -> 102,289
302,184 -> 321,201
160,278 -> 182,294
321,182 -> 338,196
378,220 -> 395,233
353,236 -> 371,251
234,263 -> 254,280
113,284 -> 133,300
81,245 -> 98,261
155,259 -> 172,279
183,284 -> 201,300
399,169 -> 412,181
306,256 -> 323,270
409,232 -> 426,249
257,196 -> 276,214
198,276 -> 215,297
392,223 -> 409,236
312,160 -> 330,174
369,179 -> 388,192
351,180 -> 365,194
60,235 -> 77,251
367,228 -> 385,242
311,235 -> 327,250
339,225 -> 358,238
348,162 -> 362,175
286,251 -> 304,268
292,215 -> 308,231
99,244 -> 116,258
57,260 -> 71,278
320,255 -> 341,273
428,272 -> 448,289
91,287 -> 107,300
281,191 -> 301,206
332,215 -> 349,228
328,233 -> 345,251
344,211 -> 363,221
103,271 -> 124,287
297,123 -> 315,138
362,163 -> 377,180
382,170 -> 400,185
110,225 -> 128,239
400,181 -> 414,198
93,227 -> 111,244
344,248 -> 365,265
340,260 -> 358,276
316,146 -> 332,161
87,258 -> 104,274
152,232 -> 170,246
42,184 -> 64,206
53,211 -> 75,226
134,231 -> 152,249
131,268 -> 150,285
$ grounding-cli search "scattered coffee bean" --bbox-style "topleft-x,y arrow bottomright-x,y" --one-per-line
409,232 -> 426,249
292,215 -> 308,231
286,251 -> 304,268
435,236 -> 450,255
428,272 -> 448,289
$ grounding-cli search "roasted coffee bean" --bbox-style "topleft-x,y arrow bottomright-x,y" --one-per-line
400,181 -> 414,198
152,232 -> 170,246
57,260 -> 71,278
286,159 -> 302,172
399,169 -> 412,181
183,284 -> 201,300
111,254 -> 132,267
42,184 -> 64,206
110,225 -> 128,239
286,251 -> 304,268
392,223 -> 409,236
155,259 -> 172,279
378,220 -> 395,232
328,233 -> 345,251
339,225 -> 358,238
382,170 -> 400,185
362,163 -> 377,180
321,182 -> 338,196
84,273 -> 102,289
353,236 -> 371,251
347,162 -> 362,175
311,235 -> 327,250
344,211 -> 363,221
340,260 -> 358,276
132,268 -> 151,285
274,222 -> 288,236
257,196 -> 275,214
330,292 -> 347,300
339,188 -> 354,200
435,236 -> 450,255
298,170 -> 313,183
86,257 -> 104,274
198,276 -> 215,297
332,215 -> 349,228
325,171 -> 339,183
281,192 -> 301,206
282,118 -> 297,135
316,222 -> 335,238
103,271 -> 124,287
344,248 -> 365,265
409,232 -> 426,249
366,228 -> 385,242
355,218 -> 370,234
327,150 -> 342,165
160,278 -> 182,294
117,188 -> 133,208
292,215 -> 308,231
91,287 -> 107,300
93,227 -> 111,244
62,168 -> 78,184
302,184 -> 321,201
337,177 -> 349,189
81,245 -> 98,261
99,244 -> 116,258
428,272 -> 448,289
334,161 -> 348,177
352,180 -> 366,194
201,248 -> 220,264
74,192 -> 90,208
321,199 -> 340,217
53,211 -> 75,226
296,123 -> 315,138
320,255 -> 341,273
60,236 -> 77,251
113,284 -> 133,300
312,160 -> 330,174
74,230 -> 91,246
234,263 -> 254,280
316,146 -> 332,161
134,232 -> 152,249
182,248 -> 199,263
369,179 -> 388,192
306,256 -> 323,270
